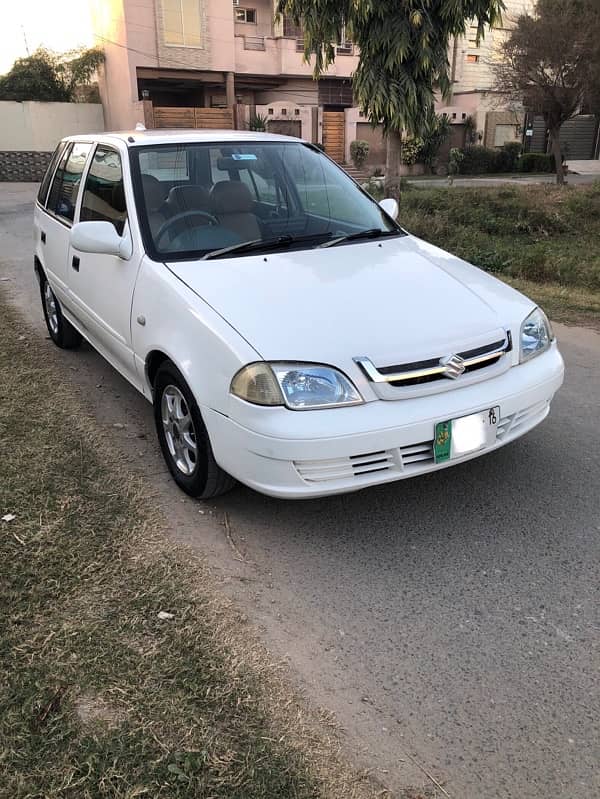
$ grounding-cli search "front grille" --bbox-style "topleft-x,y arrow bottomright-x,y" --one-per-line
379,338 -> 508,387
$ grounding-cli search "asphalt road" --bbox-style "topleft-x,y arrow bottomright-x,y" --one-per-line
1,184 -> 599,799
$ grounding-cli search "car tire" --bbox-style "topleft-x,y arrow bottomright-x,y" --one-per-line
40,272 -> 82,350
153,361 -> 236,499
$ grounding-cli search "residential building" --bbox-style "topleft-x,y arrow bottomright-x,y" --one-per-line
443,0 -> 600,159
91,0 -> 359,162
92,0 -> 599,169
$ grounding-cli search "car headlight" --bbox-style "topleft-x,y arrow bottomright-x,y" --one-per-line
231,362 -> 364,410
520,307 -> 553,363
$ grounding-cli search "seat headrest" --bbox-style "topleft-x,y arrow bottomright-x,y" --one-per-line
210,181 -> 254,214
166,185 -> 210,212
141,173 -> 165,212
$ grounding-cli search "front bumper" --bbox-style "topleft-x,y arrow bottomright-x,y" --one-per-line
203,343 -> 564,498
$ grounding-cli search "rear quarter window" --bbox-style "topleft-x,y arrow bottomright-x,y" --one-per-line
37,142 -> 67,207
47,142 -> 93,223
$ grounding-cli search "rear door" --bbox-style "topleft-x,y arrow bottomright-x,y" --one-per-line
67,142 -> 143,386
36,141 -> 93,307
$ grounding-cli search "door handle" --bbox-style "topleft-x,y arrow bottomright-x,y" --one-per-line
40,231 -> 46,244
72,255 -> 80,272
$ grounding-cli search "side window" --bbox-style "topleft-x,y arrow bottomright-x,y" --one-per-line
46,144 -> 72,216
38,141 -> 67,207
47,142 -> 92,222
80,147 -> 128,236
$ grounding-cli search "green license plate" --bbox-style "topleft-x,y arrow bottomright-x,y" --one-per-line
434,407 -> 500,464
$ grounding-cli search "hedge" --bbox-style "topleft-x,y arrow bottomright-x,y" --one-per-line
517,153 -> 556,173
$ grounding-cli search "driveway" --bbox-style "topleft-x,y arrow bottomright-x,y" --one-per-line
1,184 -> 599,799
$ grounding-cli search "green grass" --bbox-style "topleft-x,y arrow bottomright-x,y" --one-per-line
358,180 -> 600,327
399,182 -> 600,292
0,300 -> 377,799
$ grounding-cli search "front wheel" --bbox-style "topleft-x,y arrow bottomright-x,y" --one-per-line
40,273 -> 82,350
153,362 -> 235,499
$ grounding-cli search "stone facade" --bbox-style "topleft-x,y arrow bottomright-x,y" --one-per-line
0,151 -> 52,182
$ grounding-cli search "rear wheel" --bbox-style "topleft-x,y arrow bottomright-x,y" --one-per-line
40,273 -> 82,350
153,361 -> 235,498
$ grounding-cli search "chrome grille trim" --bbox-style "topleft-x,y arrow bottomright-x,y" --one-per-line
354,334 -> 512,386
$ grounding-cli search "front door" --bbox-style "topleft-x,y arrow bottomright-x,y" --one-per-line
322,111 -> 346,163
67,143 -> 142,386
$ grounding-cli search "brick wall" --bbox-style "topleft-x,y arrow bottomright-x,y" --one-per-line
0,151 -> 52,182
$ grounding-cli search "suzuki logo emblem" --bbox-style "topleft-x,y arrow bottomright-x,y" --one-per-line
440,353 -> 466,379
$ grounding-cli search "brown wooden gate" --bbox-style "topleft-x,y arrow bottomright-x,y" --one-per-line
152,107 -> 234,130
322,111 -> 345,162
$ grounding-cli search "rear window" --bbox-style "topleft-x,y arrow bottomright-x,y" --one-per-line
37,141 -> 67,207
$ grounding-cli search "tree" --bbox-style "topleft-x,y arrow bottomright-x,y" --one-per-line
277,0 -> 503,197
494,0 -> 600,185
0,47 -> 104,103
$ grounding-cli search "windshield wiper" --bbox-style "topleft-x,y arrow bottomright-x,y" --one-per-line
317,228 -> 400,248
202,232 -> 332,260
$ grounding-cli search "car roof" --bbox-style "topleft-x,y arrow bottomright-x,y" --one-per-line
62,129 -> 307,147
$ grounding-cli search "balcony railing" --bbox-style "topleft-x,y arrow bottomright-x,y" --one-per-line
242,35 -> 266,51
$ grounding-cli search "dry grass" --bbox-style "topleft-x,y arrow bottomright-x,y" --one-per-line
0,298 -> 386,799
501,277 -> 600,331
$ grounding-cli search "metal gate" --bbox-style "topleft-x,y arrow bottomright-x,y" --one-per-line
152,107 -> 234,130
322,111 -> 345,162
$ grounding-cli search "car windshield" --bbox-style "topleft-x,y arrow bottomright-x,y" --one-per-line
130,141 -> 402,260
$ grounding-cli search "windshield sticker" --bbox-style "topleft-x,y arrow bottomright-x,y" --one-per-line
231,153 -> 257,161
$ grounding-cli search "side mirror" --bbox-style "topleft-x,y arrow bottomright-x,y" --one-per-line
70,221 -> 131,259
379,198 -> 399,220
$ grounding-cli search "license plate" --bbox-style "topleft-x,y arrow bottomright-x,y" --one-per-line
434,407 -> 499,464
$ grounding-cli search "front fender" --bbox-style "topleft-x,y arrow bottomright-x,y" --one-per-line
131,256 -> 260,409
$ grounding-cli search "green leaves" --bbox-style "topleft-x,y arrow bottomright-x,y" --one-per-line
278,0 -> 503,136
0,47 -> 105,102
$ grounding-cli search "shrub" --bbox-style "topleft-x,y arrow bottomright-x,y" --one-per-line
456,146 -> 502,174
498,141 -> 522,172
350,140 -> 369,169
401,137 -> 424,166
420,114 -> 452,171
517,153 -> 556,173
448,148 -> 465,176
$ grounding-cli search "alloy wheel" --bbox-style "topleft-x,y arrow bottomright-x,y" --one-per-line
161,384 -> 198,476
44,282 -> 59,336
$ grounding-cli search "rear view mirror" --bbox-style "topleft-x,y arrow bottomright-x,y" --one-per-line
70,221 -> 132,259
379,198 -> 399,220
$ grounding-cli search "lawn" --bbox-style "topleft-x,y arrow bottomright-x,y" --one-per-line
0,299 -> 377,799
381,181 -> 600,328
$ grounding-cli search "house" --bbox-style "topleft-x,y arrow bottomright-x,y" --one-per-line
92,0 -> 599,169
442,0 -> 600,160
91,0 -> 361,163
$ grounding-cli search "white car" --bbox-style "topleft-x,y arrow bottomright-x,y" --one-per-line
34,130 -> 564,499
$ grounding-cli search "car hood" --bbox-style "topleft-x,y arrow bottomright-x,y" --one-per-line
166,235 -> 535,365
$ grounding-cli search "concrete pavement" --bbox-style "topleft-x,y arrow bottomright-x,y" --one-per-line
1,184 -> 599,798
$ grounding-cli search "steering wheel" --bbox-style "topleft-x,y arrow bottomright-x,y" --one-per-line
155,210 -> 219,248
